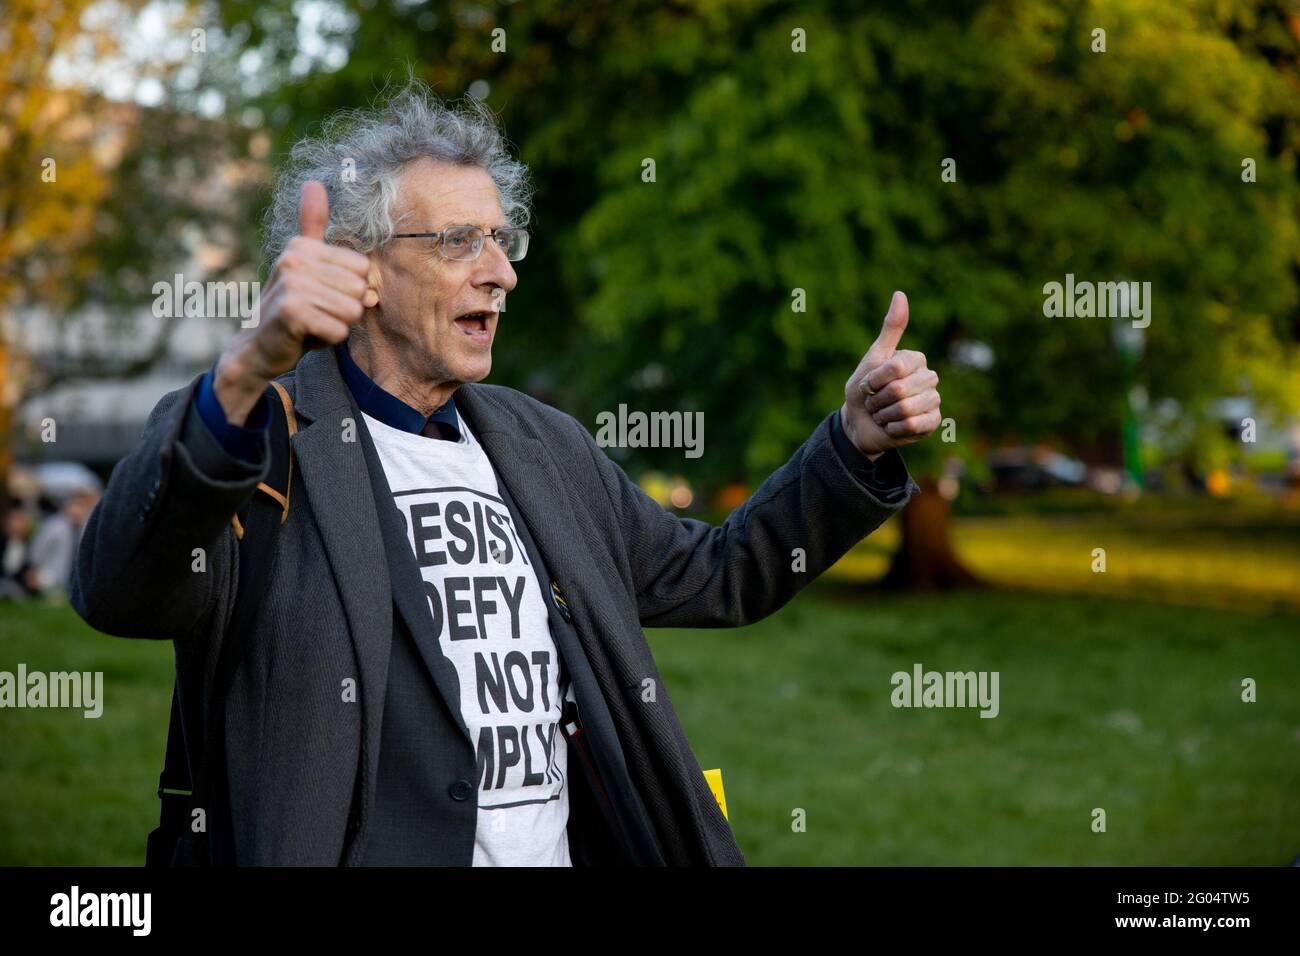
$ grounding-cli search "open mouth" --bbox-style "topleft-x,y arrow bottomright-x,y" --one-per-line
453,311 -> 492,340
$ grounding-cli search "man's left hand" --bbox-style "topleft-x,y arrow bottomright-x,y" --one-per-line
840,291 -> 941,460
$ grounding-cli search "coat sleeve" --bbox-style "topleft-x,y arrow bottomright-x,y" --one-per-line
579,409 -> 921,629
70,374 -> 270,639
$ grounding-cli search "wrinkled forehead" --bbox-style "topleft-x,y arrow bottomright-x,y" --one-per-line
395,157 -> 507,230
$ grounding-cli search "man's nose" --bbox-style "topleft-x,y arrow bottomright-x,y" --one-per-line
474,240 -> 517,292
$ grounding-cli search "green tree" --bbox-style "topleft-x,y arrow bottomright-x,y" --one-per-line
1,0 -> 265,499
223,0 -> 1300,585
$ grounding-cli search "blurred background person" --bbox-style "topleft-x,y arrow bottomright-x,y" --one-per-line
0,505 -> 36,600
22,490 -> 99,599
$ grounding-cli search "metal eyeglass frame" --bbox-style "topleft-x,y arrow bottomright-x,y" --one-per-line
391,224 -> 530,262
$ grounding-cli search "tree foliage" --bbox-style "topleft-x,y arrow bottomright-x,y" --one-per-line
227,0 -> 1300,484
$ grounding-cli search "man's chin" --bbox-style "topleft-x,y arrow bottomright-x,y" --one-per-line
450,352 -> 492,384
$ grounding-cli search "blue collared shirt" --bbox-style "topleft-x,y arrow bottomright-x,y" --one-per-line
194,341 -> 461,459
334,339 -> 462,440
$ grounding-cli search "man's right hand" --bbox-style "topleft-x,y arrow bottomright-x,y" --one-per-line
213,180 -> 371,425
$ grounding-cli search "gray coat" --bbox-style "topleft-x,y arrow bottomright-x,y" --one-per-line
71,347 -> 918,865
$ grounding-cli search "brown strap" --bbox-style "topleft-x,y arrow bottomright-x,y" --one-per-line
228,380 -> 298,538
268,380 -> 297,525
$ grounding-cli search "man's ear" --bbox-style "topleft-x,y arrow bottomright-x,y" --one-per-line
338,238 -> 382,308
363,254 -> 381,308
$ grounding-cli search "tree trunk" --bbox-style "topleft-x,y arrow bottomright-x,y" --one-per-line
881,476 -> 981,590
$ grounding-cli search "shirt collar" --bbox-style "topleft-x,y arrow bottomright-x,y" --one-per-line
335,339 -> 462,441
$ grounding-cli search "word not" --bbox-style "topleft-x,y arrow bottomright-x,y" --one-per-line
50,886 -> 150,936
1042,274 -> 1151,328
595,404 -> 704,459
152,274 -> 261,327
890,663 -> 999,718
0,665 -> 102,718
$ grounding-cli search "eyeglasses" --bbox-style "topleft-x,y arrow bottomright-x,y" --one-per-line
391,224 -> 530,262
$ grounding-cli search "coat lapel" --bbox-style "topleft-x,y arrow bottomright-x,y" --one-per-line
453,386 -> 633,670
289,350 -> 393,809
289,348 -> 474,805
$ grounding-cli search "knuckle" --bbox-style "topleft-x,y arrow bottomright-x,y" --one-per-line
284,236 -> 315,260
283,295 -> 311,323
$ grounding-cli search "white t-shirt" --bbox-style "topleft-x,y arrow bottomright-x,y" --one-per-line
364,409 -> 573,867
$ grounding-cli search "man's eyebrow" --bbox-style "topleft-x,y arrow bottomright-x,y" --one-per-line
433,220 -> 510,230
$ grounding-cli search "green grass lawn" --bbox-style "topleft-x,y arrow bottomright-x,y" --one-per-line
829,504 -> 1300,613
655,586 -> 1300,865
1,600 -> 174,866
2,585 -> 1297,865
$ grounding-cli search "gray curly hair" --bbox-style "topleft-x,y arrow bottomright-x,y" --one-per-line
262,76 -> 533,273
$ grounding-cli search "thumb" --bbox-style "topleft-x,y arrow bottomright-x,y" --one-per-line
297,180 -> 329,241
867,290 -> 909,361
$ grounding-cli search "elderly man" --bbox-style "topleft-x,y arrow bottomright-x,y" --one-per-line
71,80 -> 940,867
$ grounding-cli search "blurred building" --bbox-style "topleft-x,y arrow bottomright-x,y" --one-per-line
7,95 -> 267,480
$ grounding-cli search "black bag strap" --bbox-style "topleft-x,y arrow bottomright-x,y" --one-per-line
149,380 -> 297,866
147,686 -> 196,866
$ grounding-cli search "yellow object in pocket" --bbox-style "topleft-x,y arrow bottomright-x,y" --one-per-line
703,768 -> 728,820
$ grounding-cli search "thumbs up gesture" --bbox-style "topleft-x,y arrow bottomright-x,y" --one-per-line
840,291 -> 941,459
213,180 -> 372,424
